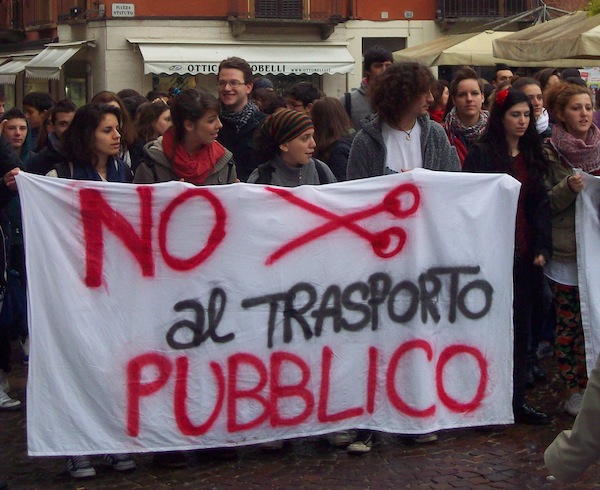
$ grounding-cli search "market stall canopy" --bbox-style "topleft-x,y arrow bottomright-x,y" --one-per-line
394,29 -> 590,67
128,40 -> 355,76
493,11 -> 600,62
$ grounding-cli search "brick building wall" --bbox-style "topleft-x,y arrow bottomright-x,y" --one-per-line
545,0 -> 588,10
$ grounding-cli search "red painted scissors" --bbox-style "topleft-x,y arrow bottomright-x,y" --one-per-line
265,183 -> 420,265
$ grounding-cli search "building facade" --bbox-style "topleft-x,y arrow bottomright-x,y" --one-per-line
0,0 -> 588,108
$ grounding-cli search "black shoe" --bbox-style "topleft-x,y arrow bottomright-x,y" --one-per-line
152,451 -> 187,468
532,364 -> 547,382
514,403 -> 551,425
525,369 -> 535,388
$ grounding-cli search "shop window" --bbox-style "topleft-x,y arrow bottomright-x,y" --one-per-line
152,74 -> 197,97
64,61 -> 88,108
25,79 -> 50,95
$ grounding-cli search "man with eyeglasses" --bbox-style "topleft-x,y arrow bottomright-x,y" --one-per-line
285,82 -> 321,117
217,57 -> 266,182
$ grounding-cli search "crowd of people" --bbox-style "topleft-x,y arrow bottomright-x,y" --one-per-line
0,46 -> 599,485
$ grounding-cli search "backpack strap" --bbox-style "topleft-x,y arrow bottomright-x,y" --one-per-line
55,162 -> 74,179
255,162 -> 275,184
314,159 -> 327,184
144,159 -> 159,183
344,92 -> 352,118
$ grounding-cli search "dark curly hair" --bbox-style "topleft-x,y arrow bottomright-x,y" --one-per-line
61,103 -> 122,169
369,62 -> 434,126
478,88 -> 547,179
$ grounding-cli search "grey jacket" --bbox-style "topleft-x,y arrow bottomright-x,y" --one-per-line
340,79 -> 372,130
347,115 -> 461,180
247,156 -> 336,187
133,136 -> 236,185
545,353 -> 600,481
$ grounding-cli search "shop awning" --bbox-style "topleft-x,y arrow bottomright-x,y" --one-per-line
128,40 -> 355,75
0,58 -> 33,84
25,40 -> 95,79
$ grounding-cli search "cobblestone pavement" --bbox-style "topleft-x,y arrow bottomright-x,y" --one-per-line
1,347 -> 598,489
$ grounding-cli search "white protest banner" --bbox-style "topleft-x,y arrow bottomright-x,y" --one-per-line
17,170 -> 519,456
576,172 -> 600,374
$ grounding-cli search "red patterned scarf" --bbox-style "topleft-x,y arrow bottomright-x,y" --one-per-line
161,128 -> 226,185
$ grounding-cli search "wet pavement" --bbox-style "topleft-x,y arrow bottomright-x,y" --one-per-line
1,344 -> 598,489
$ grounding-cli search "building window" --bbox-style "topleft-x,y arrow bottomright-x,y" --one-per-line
255,0 -> 303,19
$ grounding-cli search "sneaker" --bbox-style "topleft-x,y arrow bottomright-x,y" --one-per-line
0,371 -> 9,393
536,340 -> 553,360
412,433 -> 438,443
347,432 -> 373,454
326,430 -> 357,447
20,337 -> 29,365
66,456 -> 96,478
0,389 -> 21,411
564,392 -> 583,416
103,453 -> 136,471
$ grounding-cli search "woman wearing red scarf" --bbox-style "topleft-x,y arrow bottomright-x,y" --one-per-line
132,87 -> 235,469
543,82 -> 600,418
134,88 -> 236,185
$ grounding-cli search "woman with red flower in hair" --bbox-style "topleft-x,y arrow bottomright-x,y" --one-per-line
464,88 -> 552,425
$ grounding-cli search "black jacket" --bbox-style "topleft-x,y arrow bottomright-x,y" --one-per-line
26,135 -> 64,176
217,109 -> 266,182
463,142 -> 552,262
0,136 -> 22,210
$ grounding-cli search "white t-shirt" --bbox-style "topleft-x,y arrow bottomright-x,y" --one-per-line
545,258 -> 578,287
382,121 -> 423,174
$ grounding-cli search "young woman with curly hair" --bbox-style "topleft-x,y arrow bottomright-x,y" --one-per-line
348,63 -> 460,179
542,81 -> 600,417
347,62 -> 459,180
345,62 -> 459,454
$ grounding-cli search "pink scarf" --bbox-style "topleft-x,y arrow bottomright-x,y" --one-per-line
551,123 -> 600,174
162,128 -> 226,185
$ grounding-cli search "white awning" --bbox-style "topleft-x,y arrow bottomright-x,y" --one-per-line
128,40 -> 354,76
0,59 -> 32,84
25,40 -> 95,80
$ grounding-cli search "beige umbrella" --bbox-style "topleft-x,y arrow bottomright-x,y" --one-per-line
394,29 -> 589,67
493,11 -> 600,62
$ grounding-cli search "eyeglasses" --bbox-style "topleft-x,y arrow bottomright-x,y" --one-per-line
286,101 -> 305,109
217,80 -> 246,88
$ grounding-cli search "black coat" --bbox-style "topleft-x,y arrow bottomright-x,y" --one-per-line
463,142 -> 552,262
217,109 -> 266,182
